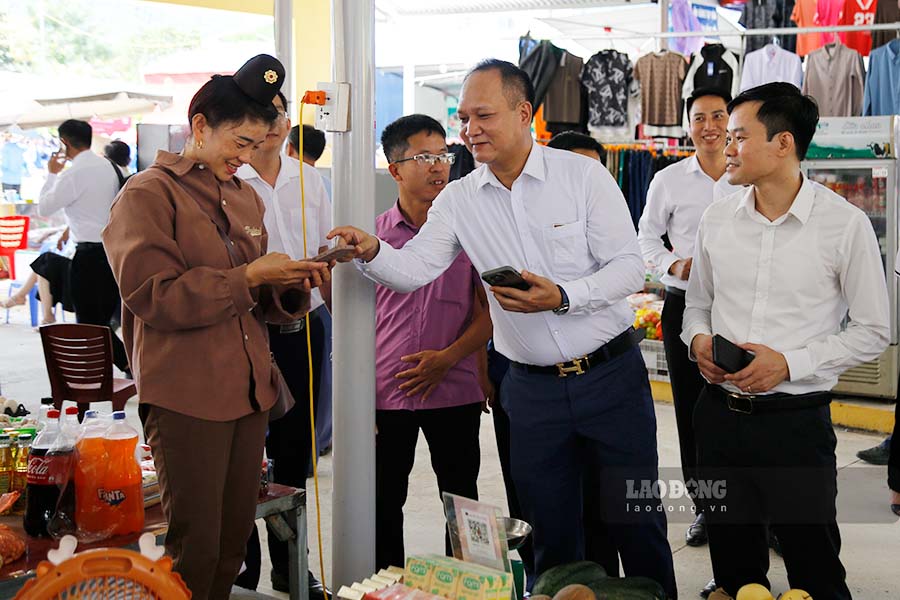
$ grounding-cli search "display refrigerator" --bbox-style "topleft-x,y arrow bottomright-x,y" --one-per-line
802,116 -> 899,399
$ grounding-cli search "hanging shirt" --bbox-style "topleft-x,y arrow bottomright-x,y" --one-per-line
838,0 -> 878,56
1,142 -> 27,186
635,51 -> 688,127
543,51 -> 584,125
872,0 -> 900,52
741,0 -> 780,53
740,44 -> 804,91
682,177 -> 890,395
374,202 -> 482,411
682,44 -> 740,129
637,154 -> 741,292
791,0 -> 825,56
670,0 -> 704,57
816,0 -> 844,44
236,154 -> 332,312
802,42 -> 866,116
357,142 -> 644,367
519,40 -> 562,109
863,39 -> 900,116
38,150 -> 119,243
582,50 -> 634,128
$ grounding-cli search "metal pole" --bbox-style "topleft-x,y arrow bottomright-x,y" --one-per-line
331,0 -> 377,589
274,0 -> 293,114
566,21 -> 900,41
658,0 -> 669,51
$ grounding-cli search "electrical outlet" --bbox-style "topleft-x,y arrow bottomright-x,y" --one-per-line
315,82 -> 350,132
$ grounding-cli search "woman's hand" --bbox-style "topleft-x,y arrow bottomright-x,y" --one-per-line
246,253 -> 330,289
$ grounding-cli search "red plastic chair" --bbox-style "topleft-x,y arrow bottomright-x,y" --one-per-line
0,215 -> 29,280
39,323 -> 136,419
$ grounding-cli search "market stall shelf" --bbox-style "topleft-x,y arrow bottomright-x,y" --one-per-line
0,483 -> 308,600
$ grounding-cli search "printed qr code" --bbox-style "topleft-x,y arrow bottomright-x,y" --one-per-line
466,516 -> 490,546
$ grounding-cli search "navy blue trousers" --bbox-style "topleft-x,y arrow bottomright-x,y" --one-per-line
501,346 -> 676,598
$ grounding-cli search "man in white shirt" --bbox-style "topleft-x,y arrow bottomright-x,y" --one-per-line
38,119 -> 128,374
235,91 -> 331,598
637,88 -> 739,571
682,82 -> 890,599
331,59 -> 676,598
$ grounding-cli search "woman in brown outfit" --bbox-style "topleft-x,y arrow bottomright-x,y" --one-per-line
102,55 -> 331,600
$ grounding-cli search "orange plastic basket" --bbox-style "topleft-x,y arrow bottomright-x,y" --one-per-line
14,540 -> 191,599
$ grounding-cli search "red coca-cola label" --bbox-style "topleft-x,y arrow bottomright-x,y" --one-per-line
27,455 -> 52,485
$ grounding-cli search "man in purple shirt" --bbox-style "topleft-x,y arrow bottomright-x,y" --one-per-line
375,114 -> 493,569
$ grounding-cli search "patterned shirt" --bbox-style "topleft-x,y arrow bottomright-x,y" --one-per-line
581,50 -> 633,128
635,51 -> 687,127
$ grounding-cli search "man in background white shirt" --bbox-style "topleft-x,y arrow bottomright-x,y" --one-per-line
235,91 -> 331,598
330,59 -> 675,598
637,89 -> 738,586
39,119 -> 128,374
682,82 -> 890,599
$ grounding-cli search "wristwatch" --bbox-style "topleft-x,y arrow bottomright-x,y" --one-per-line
552,285 -> 570,315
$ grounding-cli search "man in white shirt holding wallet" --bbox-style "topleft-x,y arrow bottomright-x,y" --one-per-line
331,59 -> 676,598
682,82 -> 890,599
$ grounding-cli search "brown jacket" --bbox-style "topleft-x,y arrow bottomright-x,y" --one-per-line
102,151 -> 309,421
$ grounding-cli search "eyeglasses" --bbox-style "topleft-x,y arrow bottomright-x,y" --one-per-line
393,153 -> 456,166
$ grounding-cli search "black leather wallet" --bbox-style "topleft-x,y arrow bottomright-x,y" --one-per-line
712,334 -> 755,373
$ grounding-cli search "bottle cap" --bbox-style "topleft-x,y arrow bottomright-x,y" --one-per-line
17,434 -> 31,442
84,410 -> 98,419
40,398 -> 54,405
47,409 -> 60,419
65,407 -> 78,415
0,434 -> 8,441
112,412 -> 126,420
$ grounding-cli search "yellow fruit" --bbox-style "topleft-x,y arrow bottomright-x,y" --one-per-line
779,591 -> 812,600
736,583 -> 774,600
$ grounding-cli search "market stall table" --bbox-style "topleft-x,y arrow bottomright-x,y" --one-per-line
0,483 -> 308,600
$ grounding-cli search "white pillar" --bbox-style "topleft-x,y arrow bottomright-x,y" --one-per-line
330,0 -> 377,589
403,62 -> 416,115
659,0 -> 669,51
274,0 -> 293,112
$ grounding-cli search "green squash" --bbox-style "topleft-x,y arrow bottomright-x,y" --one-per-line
532,562 -> 607,598
590,576 -> 667,600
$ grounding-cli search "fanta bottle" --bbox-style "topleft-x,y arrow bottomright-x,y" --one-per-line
74,410 -> 111,539
101,411 -> 144,535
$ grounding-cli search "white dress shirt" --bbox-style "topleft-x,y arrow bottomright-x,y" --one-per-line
682,177 -> 890,394
637,154 -> 741,291
38,151 -> 120,243
739,44 -> 804,92
237,154 -> 332,311
358,142 -> 645,367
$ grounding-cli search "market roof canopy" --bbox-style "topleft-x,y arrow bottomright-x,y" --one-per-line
0,71 -> 173,130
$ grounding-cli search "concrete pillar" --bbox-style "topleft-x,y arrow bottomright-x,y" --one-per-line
330,0 -> 377,588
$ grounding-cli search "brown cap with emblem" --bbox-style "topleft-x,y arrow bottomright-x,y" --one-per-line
232,54 -> 285,105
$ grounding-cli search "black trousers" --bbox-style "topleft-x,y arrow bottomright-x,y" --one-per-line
490,351 -> 620,579
889,401 -> 899,492
237,314 -> 324,589
375,402 -> 482,570
694,386 -> 850,599
660,291 -> 706,513
71,243 -> 129,372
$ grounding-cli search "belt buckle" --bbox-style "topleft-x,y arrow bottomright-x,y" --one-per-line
726,392 -> 754,415
556,357 -> 586,378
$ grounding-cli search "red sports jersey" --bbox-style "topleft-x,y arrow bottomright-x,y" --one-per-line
838,0 -> 877,56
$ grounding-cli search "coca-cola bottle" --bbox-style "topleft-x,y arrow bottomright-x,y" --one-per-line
47,408 -> 78,539
24,409 -> 61,537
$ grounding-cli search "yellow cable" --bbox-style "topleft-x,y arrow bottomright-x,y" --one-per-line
298,100 -> 329,600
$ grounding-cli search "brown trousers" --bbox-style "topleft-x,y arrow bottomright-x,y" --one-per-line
141,404 -> 268,600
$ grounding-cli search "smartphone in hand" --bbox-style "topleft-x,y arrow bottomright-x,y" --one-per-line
481,266 -> 531,291
310,245 -> 357,263
712,334 -> 755,374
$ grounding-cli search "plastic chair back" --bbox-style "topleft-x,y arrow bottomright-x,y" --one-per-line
39,323 -> 115,405
0,215 -> 29,279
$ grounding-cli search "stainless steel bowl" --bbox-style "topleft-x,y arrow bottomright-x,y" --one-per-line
498,517 -> 532,551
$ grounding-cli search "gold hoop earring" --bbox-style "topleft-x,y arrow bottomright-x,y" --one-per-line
197,139 -> 204,150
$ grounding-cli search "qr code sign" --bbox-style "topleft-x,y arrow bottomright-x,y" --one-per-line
466,516 -> 490,545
